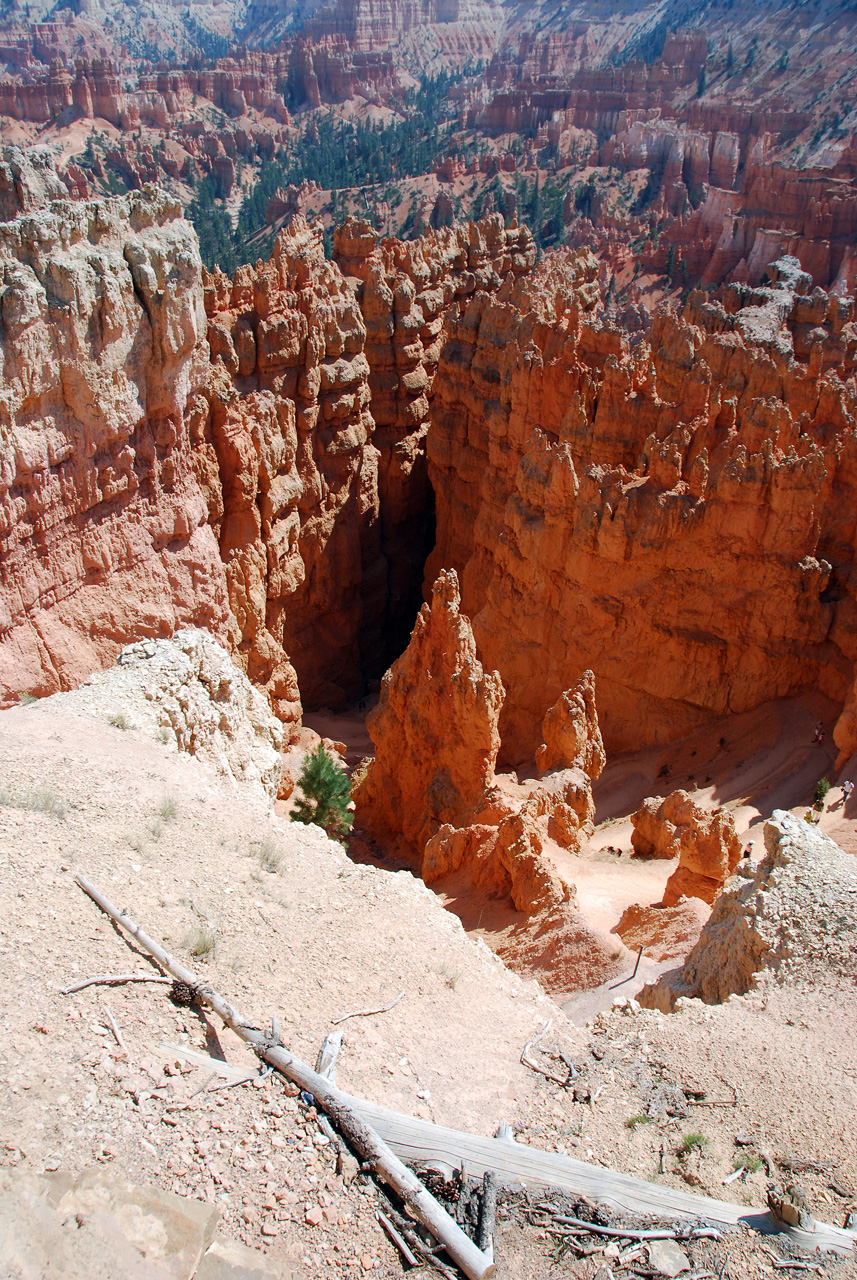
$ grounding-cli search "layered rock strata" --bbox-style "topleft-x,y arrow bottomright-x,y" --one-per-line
333,214 -> 535,667
631,790 -> 742,906
196,213 -> 536,722
426,250 -> 857,760
200,215 -> 379,723
0,157 -> 230,706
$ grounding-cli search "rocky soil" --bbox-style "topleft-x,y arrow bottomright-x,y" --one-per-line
1,647 -> 856,1277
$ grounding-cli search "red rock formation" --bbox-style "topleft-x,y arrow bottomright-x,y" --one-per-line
536,669 -> 605,777
0,156 -> 230,705
334,213 -> 535,664
355,565 -> 605,926
200,216 -> 380,723
354,568 -> 505,853
613,898 -> 709,963
426,249 -> 857,761
631,790 -> 742,906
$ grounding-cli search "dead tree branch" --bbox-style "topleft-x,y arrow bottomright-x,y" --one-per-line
73,874 -> 494,1280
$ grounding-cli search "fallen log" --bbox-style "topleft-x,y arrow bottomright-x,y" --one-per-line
340,1095 -> 857,1257
72,875 -> 857,1261
73,874 -> 495,1280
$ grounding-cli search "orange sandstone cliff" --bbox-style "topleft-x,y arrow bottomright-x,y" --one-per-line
426,250 -> 857,761
354,570 -> 604,912
353,568 -> 624,990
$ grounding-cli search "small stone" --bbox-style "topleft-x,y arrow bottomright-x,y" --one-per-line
261,1223 -> 279,1238
647,1239 -> 690,1276
305,1205 -> 324,1227
338,1154 -> 360,1184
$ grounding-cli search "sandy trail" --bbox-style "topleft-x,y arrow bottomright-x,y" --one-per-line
290,691 -> 857,1000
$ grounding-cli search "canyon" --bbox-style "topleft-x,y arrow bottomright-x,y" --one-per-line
2,144 -> 857,771
3,143 -> 857,1019
0,2 -> 855,1272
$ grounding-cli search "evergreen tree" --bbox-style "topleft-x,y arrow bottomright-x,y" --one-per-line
291,745 -> 353,839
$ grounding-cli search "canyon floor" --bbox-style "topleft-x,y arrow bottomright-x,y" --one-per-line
304,691 -> 853,1016
4,689 -> 851,1276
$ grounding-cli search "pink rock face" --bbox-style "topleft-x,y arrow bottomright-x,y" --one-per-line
354,568 -> 505,854
0,173 -> 230,705
613,898 -> 709,963
631,790 -> 742,906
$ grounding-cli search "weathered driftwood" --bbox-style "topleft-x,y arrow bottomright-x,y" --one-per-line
340,1095 -> 857,1257
520,1017 -> 569,1085
477,1172 -> 497,1257
74,875 -> 495,1280
532,1207 -> 721,1242
376,1208 -> 419,1267
158,1041 -> 257,1082
316,1029 -> 344,1082
103,1003 -> 126,1053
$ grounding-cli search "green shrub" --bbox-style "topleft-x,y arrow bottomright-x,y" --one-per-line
814,776 -> 831,805
291,745 -> 353,839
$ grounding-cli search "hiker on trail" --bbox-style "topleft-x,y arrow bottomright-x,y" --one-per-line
844,779 -> 855,803
814,726 -> 825,744
742,841 -> 755,859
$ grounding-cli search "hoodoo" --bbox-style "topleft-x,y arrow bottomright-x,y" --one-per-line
1,0 -> 857,1268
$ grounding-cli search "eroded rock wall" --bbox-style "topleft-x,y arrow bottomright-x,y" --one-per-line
0,162 -> 230,706
200,216 -> 380,724
334,214 -> 535,667
353,567 -> 505,853
426,250 -> 857,760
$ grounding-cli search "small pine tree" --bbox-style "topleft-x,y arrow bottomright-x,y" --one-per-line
291,745 -> 353,839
